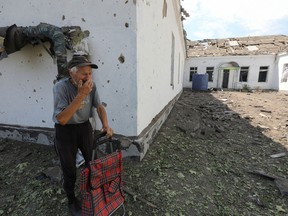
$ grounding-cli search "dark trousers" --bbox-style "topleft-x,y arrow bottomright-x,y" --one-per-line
55,120 -> 93,202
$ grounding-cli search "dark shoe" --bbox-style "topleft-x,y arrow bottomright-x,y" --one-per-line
68,198 -> 82,216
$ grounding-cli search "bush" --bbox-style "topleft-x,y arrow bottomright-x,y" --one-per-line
242,84 -> 250,92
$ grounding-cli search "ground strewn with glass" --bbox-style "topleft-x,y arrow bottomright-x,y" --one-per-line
1,89 -> 288,216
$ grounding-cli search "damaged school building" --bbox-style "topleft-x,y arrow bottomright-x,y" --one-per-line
184,35 -> 288,91
0,0 -> 188,160
3,1 -> 288,161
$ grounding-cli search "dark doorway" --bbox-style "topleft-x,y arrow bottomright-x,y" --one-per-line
222,69 -> 229,88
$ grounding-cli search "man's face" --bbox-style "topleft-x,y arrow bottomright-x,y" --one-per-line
70,66 -> 93,85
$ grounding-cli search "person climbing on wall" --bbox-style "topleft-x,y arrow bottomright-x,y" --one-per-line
52,55 -> 113,216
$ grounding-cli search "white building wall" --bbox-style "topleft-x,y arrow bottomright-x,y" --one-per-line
184,55 -> 278,90
136,0 -> 185,135
0,0 -> 138,136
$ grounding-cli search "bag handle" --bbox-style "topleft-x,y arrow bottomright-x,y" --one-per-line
92,131 -> 112,160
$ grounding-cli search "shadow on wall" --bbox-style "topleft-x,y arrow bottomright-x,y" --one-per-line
0,23 -> 91,80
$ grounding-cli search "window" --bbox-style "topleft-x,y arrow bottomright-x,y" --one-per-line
206,67 -> 214,82
189,67 -> 197,81
281,64 -> 288,83
170,33 -> 175,87
258,66 -> 268,82
178,53 -> 181,84
239,67 -> 249,82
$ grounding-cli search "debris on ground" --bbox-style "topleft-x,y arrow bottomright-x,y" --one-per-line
1,89 -> 288,215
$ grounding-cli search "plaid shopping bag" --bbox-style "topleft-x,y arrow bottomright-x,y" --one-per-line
80,151 -> 125,216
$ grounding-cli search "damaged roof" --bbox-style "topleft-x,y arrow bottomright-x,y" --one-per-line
187,35 -> 288,58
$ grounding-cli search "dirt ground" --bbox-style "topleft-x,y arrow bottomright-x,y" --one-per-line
1,89 -> 288,216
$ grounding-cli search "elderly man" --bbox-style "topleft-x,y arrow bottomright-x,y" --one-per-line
53,55 -> 113,216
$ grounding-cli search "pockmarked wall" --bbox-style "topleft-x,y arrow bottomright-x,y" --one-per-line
184,55 -> 277,90
136,0 -> 185,135
0,0 -> 137,136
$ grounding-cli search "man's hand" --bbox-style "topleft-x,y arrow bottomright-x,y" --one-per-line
101,126 -> 113,138
78,79 -> 93,97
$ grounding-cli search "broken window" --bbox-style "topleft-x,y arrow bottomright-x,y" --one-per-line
258,66 -> 268,82
281,64 -> 288,83
206,67 -> 214,82
239,66 -> 249,82
189,67 -> 197,81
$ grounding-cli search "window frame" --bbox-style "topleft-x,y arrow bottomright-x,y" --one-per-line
239,66 -> 249,82
258,66 -> 269,82
206,67 -> 214,82
189,67 -> 197,81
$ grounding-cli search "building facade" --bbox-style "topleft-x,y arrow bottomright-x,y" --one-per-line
184,35 -> 288,91
0,0 -> 186,160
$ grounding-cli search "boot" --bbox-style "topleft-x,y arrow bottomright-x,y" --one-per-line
68,197 -> 82,216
